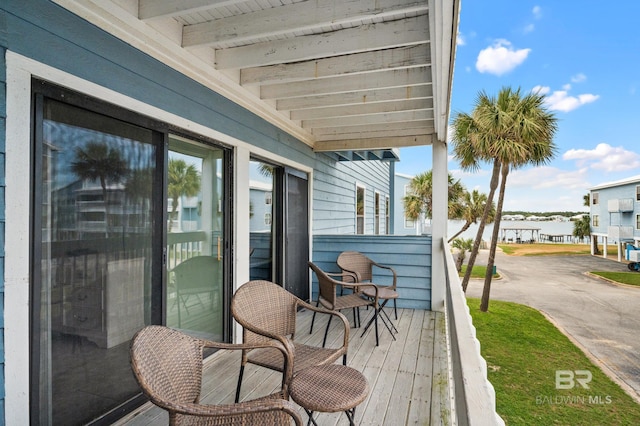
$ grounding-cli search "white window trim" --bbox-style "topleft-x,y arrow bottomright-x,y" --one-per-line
356,183 -> 366,235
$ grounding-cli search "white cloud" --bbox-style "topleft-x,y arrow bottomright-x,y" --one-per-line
476,40 -> 531,76
563,143 -> 640,172
544,90 -> 599,112
457,32 -> 466,46
571,73 -> 587,83
562,83 -> 572,91
523,23 -> 535,34
532,85 -> 550,95
509,166 -> 590,190
532,6 -> 542,19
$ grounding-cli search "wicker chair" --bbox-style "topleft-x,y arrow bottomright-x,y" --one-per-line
130,325 -> 302,425
231,280 -> 349,403
337,251 -> 399,320
308,261 -> 380,346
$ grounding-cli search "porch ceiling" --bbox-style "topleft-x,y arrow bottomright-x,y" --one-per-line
54,0 -> 459,157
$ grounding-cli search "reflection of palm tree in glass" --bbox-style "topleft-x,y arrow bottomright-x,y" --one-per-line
126,168 -> 154,230
168,159 -> 201,232
71,141 -> 129,237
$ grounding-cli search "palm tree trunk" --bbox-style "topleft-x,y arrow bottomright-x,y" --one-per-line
480,163 -> 509,312
461,159 -> 501,292
448,221 -> 472,243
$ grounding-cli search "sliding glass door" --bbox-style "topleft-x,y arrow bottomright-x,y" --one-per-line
166,137 -> 227,341
31,81 -> 231,425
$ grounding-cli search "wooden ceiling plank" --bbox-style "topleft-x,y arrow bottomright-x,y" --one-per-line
183,0 -> 428,47
262,67 -> 431,100
139,0 -> 244,20
314,135 -> 435,151
303,109 -> 431,129
277,85 -> 433,110
215,15 -> 428,69
291,98 -> 432,120
312,120 -> 434,136
241,44 -> 430,85
315,127 -> 436,142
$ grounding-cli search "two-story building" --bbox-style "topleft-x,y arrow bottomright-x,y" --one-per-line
590,175 -> 640,261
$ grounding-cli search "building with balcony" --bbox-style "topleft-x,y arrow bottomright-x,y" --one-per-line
590,175 -> 640,261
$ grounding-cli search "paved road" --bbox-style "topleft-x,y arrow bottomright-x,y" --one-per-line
465,249 -> 640,402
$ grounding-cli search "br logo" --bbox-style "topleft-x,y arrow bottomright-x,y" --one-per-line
556,370 -> 592,389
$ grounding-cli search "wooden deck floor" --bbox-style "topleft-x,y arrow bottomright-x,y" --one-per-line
116,307 -> 451,426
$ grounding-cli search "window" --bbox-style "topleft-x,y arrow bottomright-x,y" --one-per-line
636,186 -> 640,202
636,214 -> 640,230
385,196 -> 390,235
405,218 -> 415,229
593,215 -> 600,227
265,191 -> 272,205
374,192 -> 381,235
265,212 -> 272,226
592,192 -> 599,205
356,185 -> 365,234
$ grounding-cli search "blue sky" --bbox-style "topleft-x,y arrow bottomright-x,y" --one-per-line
395,1 -> 640,212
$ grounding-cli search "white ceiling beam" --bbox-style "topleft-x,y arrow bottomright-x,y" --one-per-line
313,120 -> 434,137
277,85 -> 433,110
262,67 -> 431,100
215,15 -> 428,69
138,0 -> 244,20
291,99 -> 432,120
183,0 -> 428,48
241,44 -> 430,86
314,135 -> 436,151
314,126 -> 436,142
303,109 -> 431,129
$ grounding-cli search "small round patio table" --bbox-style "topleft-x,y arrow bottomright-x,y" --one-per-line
289,364 -> 369,426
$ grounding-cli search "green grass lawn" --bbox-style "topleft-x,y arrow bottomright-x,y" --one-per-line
591,271 -> 640,286
467,298 -> 640,425
460,264 -> 499,279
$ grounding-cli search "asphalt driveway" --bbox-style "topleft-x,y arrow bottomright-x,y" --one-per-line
465,249 -> 640,403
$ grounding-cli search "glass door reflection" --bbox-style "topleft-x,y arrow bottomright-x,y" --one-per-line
166,136 -> 225,341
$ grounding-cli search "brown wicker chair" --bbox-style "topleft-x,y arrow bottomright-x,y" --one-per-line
130,325 -> 302,425
337,251 -> 399,320
308,261 -> 380,346
231,280 -> 349,403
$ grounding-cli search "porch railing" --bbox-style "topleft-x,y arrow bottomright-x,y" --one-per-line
443,238 -> 505,426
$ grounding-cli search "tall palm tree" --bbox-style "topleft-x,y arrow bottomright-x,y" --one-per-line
71,141 -> 129,237
168,158 -> 201,231
402,170 -> 466,229
447,189 -> 496,243
452,87 -> 558,311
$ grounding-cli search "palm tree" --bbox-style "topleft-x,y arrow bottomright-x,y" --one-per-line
447,189 -> 496,243
451,87 -> 558,311
71,141 -> 129,237
451,237 -> 474,272
402,170 -> 466,230
168,158 -> 201,231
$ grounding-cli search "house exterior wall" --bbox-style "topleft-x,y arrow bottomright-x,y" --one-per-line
590,177 -> 640,243
0,1 -> 394,422
312,235 -> 432,310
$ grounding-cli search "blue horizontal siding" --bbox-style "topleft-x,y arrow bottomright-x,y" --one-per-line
312,235 -> 432,310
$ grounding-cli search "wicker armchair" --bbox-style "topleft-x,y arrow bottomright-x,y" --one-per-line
308,261 -> 380,346
231,280 -> 349,403
130,325 -> 302,425
337,251 -> 399,320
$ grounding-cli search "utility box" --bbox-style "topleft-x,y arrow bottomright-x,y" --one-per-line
629,250 -> 640,262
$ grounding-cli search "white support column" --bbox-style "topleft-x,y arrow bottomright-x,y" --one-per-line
431,140 -> 448,312
603,236 -> 608,259
234,146 -> 251,342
